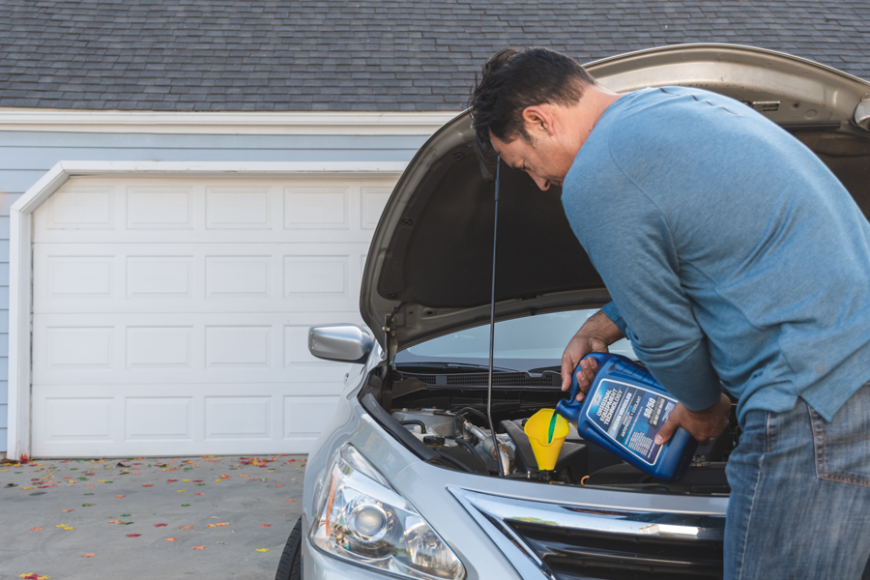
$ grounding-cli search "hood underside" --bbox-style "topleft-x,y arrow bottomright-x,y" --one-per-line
361,43 -> 870,352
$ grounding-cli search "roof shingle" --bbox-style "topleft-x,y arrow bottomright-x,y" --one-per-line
1,0 -> 869,111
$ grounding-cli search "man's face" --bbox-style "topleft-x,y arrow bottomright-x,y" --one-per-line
489,121 -> 576,191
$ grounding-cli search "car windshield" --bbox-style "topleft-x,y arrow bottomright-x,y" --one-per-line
394,308 -> 636,372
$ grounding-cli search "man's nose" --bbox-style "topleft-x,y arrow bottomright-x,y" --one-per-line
531,174 -> 550,191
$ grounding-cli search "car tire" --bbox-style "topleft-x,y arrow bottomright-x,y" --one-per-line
275,519 -> 303,580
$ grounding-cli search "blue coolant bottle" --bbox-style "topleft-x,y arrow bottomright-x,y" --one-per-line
555,352 -> 698,482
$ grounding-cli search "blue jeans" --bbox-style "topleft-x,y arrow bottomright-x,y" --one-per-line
725,383 -> 870,580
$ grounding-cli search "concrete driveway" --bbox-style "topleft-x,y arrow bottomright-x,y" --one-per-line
0,454 -> 306,580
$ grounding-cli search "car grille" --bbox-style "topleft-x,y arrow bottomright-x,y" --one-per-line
396,370 -> 561,387
450,487 -> 725,580
509,519 -> 723,579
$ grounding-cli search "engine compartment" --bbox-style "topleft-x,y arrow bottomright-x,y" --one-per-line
362,364 -> 738,496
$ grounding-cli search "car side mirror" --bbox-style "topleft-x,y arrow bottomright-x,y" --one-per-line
308,324 -> 374,364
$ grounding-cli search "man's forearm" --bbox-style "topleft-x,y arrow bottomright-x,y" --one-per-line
580,308 -> 625,345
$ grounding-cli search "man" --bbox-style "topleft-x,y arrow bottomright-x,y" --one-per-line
470,47 -> 870,580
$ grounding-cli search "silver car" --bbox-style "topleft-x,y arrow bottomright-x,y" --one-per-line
275,43 -> 870,580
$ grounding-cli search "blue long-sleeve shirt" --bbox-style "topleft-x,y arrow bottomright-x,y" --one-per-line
561,86 -> 870,425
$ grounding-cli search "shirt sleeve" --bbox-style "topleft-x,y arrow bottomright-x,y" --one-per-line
600,301 -> 628,335
565,174 -> 723,412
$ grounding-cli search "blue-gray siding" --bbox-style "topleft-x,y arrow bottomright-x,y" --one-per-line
0,130 -> 430,452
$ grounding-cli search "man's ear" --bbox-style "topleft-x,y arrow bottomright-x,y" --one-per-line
522,105 -> 557,137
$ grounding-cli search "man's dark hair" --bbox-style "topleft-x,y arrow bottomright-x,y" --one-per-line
469,47 -> 596,178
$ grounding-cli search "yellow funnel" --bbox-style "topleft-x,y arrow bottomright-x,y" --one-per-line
524,409 -> 570,471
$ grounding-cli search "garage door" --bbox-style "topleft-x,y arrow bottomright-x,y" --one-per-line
29,175 -> 395,457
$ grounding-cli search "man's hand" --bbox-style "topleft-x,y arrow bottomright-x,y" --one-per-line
654,393 -> 732,446
561,310 -> 624,401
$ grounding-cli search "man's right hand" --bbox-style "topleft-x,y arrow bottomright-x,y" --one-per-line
561,310 -> 625,401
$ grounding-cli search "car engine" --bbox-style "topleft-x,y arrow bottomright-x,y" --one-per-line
365,365 -> 738,496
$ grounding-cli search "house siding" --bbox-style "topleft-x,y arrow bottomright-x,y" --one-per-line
0,130 -> 430,453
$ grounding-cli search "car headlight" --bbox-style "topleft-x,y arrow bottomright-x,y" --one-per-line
310,444 -> 465,580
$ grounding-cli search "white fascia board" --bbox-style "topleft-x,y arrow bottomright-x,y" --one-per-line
6,160 -> 407,460
0,108 -> 462,136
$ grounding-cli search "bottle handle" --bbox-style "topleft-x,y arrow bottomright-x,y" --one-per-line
556,352 -> 608,424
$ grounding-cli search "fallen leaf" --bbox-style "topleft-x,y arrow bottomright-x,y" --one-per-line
238,474 -> 249,478
84,493 -> 94,496
275,484 -> 284,488
126,534 -> 141,538
255,548 -> 269,552
31,527 -> 42,531
21,487 -> 33,490
142,484 -> 154,487
85,484 -> 95,487
63,527 -> 74,530
192,545 -> 206,550
260,524 -> 272,527
121,514 -> 131,517
181,504 -> 190,507
115,495 -> 125,498
167,479 -> 178,483
55,524 -> 68,528
195,492 -> 204,495
82,503 -> 94,507
286,500 -> 295,503
192,480 -> 203,483
180,525 -> 194,530
219,474 -> 230,480
81,554 -> 95,558
154,523 -> 168,527
62,509 -> 74,513
176,490 -> 186,493
109,520 -> 121,524
165,537 -> 177,541
207,522 -> 230,527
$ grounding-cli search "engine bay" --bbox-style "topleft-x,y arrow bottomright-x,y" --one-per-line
362,364 -> 739,496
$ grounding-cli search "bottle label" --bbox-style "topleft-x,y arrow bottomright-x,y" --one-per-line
586,378 -> 677,466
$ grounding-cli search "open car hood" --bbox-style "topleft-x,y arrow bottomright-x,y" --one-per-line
361,43 -> 870,355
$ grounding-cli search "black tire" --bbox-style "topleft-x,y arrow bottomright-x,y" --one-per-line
275,519 -> 304,580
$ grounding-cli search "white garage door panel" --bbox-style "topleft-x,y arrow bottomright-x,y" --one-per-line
33,243 -> 364,313
32,314 -> 355,385
31,175 -> 394,457
33,178 -> 389,244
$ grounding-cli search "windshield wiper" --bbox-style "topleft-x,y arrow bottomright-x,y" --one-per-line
394,361 -> 518,373
527,365 -> 562,374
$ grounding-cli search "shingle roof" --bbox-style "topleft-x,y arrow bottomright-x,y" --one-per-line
1,0 -> 869,112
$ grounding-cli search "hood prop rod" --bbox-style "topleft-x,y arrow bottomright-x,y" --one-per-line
487,158 -> 505,477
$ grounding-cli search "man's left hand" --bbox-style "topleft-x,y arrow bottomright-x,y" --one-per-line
654,393 -> 732,446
